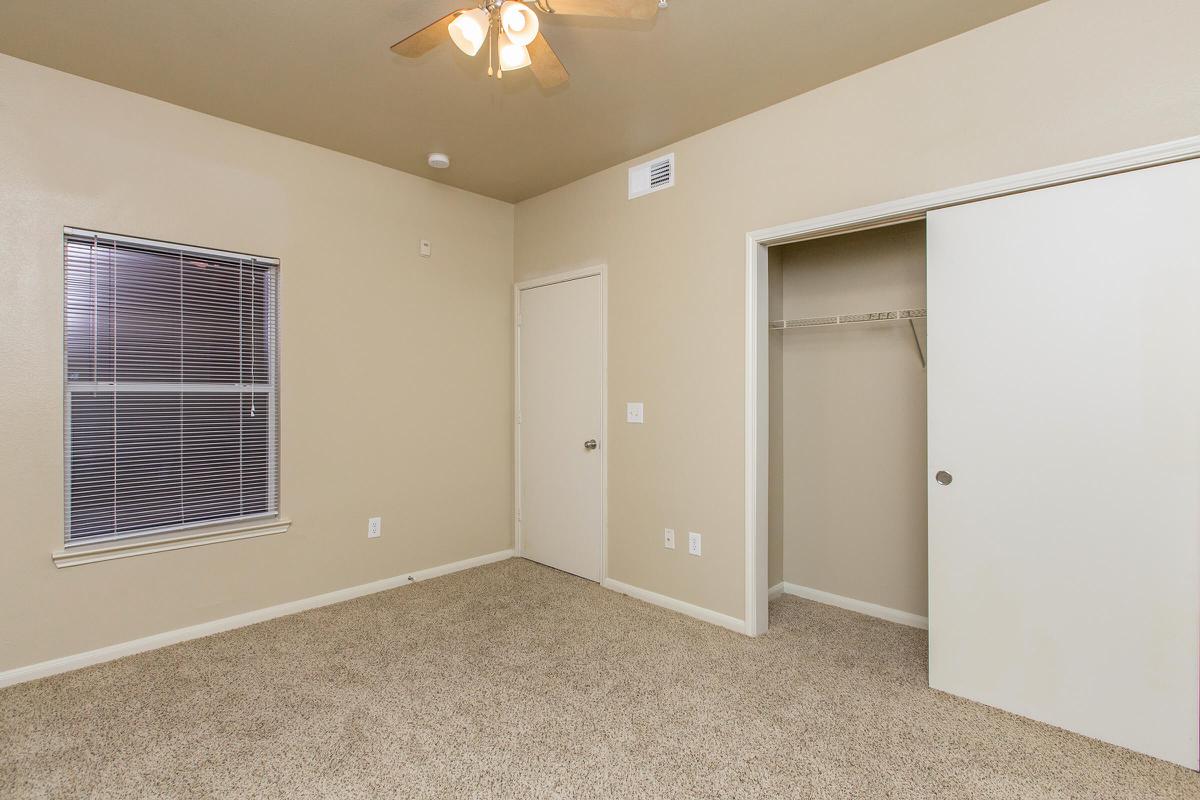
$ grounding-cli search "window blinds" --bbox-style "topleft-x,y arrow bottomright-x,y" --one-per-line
64,229 -> 279,544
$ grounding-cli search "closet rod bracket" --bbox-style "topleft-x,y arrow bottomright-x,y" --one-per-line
909,318 -> 926,369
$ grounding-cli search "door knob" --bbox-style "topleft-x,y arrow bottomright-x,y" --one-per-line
935,470 -> 953,486
584,439 -> 598,451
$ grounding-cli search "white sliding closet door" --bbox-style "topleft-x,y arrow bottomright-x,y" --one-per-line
927,159 -> 1200,769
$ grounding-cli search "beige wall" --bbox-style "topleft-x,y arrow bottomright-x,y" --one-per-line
0,55 -> 515,672
771,223 -> 927,616
512,0 -> 1200,620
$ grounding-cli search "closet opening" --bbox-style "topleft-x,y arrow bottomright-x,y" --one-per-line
766,220 -> 929,631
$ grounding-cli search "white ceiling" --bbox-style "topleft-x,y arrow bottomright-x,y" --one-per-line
0,0 -> 1045,201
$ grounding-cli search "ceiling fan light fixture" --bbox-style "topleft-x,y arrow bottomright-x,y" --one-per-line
448,8 -> 489,57
497,32 -> 532,71
499,1 -> 539,47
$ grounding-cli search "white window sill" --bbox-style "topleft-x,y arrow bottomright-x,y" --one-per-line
51,517 -> 292,568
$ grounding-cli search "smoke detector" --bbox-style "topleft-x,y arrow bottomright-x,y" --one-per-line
427,152 -> 451,169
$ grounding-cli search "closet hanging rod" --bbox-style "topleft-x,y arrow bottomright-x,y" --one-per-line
769,307 -> 926,330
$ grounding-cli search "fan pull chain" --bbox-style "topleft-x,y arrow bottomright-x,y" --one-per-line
487,15 -> 495,76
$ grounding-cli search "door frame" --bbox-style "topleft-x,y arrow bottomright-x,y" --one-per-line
742,135 -> 1200,636
514,265 -> 609,582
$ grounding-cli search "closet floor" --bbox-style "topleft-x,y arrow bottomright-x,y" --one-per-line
2,557 -> 1196,799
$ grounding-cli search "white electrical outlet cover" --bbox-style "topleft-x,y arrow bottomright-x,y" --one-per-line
664,528 -> 675,549
626,402 -> 644,424
368,517 -> 382,538
687,531 -> 701,556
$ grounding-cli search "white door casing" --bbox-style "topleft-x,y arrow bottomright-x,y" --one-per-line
926,159 -> 1200,769
517,273 -> 604,581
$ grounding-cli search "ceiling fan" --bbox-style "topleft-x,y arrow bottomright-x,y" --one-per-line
391,0 -> 662,88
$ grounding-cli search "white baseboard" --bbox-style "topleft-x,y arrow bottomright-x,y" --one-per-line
768,581 -> 785,600
0,549 -> 514,689
601,577 -> 746,634
777,581 -> 928,629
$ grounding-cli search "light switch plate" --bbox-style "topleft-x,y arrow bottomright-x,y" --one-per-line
687,531 -> 701,556
664,528 -> 675,549
368,517 -> 382,538
419,240 -> 431,257
626,402 -> 644,424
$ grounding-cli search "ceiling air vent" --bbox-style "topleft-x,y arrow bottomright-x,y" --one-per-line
628,153 -> 675,199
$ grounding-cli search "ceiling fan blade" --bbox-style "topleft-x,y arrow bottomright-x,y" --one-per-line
539,0 -> 658,20
390,11 -> 459,57
528,33 -> 569,88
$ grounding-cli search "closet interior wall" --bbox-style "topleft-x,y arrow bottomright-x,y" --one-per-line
768,221 -> 928,617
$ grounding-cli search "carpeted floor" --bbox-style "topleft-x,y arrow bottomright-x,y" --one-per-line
1,558 -> 1197,799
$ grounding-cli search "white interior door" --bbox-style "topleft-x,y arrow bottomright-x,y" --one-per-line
927,159 -> 1200,769
518,275 -> 603,581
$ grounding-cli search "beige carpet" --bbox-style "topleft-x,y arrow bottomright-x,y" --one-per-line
1,558 -> 1197,799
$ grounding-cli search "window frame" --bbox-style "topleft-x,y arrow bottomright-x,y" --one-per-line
61,227 -> 283,552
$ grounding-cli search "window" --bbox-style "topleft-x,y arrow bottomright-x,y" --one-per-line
64,228 -> 279,545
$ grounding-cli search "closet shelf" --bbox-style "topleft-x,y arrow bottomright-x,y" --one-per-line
770,307 -> 927,368
769,307 -> 926,330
